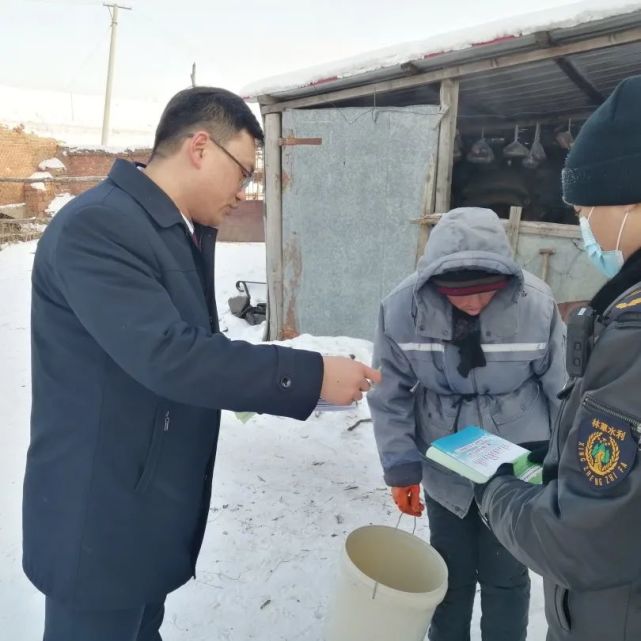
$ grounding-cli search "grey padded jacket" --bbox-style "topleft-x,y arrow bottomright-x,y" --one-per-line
369,207 -> 567,516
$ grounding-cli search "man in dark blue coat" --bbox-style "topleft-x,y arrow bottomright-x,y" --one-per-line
23,86 -> 380,641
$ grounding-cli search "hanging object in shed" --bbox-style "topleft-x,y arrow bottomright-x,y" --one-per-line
556,119 -> 575,150
522,153 -> 539,170
466,128 -> 494,164
503,125 -> 529,159
523,123 -> 547,169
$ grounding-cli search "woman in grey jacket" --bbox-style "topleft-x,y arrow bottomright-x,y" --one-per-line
477,75 -> 641,641
368,207 -> 567,641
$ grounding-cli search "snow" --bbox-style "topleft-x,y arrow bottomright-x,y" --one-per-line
45,193 -> 74,217
28,172 -> 52,181
0,83 -> 159,148
243,0 -> 641,98
38,158 -> 65,172
0,203 -> 26,218
29,182 -> 46,192
63,144 -> 150,154
0,239 -> 547,640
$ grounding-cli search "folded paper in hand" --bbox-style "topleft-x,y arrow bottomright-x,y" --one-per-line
234,399 -> 357,423
314,399 -> 358,412
425,426 -> 542,484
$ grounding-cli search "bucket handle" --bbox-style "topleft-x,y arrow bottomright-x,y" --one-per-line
371,513 -> 419,600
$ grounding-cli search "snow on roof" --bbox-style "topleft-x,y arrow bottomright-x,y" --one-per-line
61,144 -> 150,154
243,0 -> 641,99
38,158 -> 65,171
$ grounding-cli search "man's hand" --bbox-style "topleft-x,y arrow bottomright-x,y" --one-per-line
391,485 -> 424,517
320,356 -> 382,405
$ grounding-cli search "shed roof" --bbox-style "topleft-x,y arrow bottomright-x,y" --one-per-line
244,0 -> 641,121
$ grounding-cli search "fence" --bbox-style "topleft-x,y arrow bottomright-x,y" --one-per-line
0,217 -> 48,246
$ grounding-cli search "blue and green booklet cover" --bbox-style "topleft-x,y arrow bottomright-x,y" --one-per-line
425,426 -> 542,484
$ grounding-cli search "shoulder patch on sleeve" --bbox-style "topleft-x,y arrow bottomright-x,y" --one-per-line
577,409 -> 637,490
613,289 -> 641,314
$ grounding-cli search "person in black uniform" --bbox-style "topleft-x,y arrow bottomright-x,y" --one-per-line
476,74 -> 641,641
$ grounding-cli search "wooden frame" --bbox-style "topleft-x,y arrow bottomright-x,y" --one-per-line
416,79 -> 459,262
419,213 -> 582,239
263,113 -> 284,340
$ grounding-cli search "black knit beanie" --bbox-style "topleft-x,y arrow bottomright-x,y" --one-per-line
562,74 -> 641,206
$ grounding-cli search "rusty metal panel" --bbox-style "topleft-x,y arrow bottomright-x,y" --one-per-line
278,136 -> 323,146
281,106 -> 441,340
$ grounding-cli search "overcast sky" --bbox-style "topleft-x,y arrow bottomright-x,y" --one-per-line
2,0 -> 582,105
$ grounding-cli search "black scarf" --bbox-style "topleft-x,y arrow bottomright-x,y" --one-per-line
451,307 -> 487,377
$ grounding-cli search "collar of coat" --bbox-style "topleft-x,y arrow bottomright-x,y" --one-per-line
108,159 -> 184,230
592,246 -> 641,317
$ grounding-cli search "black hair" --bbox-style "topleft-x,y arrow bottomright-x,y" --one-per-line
151,86 -> 263,158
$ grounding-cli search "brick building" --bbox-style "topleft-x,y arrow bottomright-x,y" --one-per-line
0,124 -> 150,218
0,124 -> 264,241
0,125 -> 58,207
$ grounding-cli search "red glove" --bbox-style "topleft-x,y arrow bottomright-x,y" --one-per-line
391,485 -> 424,517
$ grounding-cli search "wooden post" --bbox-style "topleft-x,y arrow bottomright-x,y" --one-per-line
416,80 -> 459,264
434,79 -> 459,215
263,113 -> 284,340
507,206 -> 523,255
416,157 -> 437,264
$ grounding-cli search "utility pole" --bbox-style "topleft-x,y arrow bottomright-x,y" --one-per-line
191,62 -> 197,88
101,3 -> 132,146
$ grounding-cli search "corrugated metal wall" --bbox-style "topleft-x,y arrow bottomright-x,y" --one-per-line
280,106 -> 441,340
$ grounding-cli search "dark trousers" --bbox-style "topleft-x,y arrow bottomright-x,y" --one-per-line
43,597 -> 165,641
426,496 -> 530,641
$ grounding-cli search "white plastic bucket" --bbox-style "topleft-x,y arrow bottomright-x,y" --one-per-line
325,525 -> 448,641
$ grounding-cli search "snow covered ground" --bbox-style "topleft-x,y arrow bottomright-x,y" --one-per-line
0,239 -> 547,640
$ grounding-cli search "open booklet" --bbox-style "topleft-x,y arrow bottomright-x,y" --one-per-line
234,399 -> 357,423
425,426 -> 542,484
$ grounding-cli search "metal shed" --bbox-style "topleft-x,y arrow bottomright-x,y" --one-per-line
246,2 -> 641,341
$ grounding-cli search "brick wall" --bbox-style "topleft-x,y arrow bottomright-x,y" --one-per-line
0,131 -> 264,241
60,148 -> 150,178
57,148 -> 151,196
24,182 -> 56,217
0,125 -> 58,205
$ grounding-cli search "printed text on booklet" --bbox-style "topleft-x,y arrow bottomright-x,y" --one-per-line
425,426 -> 542,484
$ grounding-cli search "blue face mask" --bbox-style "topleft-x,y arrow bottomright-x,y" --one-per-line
579,208 -> 629,278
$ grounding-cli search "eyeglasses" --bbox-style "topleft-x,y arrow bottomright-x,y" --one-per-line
187,132 -> 254,189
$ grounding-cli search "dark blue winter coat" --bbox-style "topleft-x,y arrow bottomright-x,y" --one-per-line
23,159 -> 323,609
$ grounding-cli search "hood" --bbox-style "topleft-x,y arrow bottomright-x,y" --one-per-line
417,207 -> 523,291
